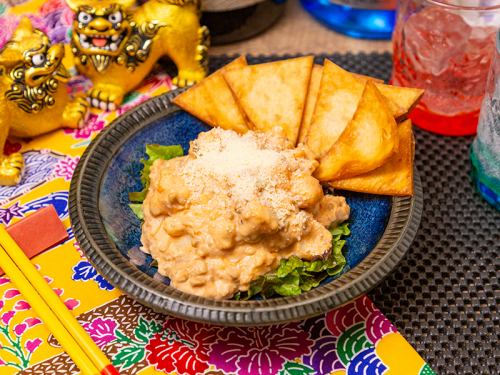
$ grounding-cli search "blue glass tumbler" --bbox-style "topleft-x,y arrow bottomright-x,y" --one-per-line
300,0 -> 396,40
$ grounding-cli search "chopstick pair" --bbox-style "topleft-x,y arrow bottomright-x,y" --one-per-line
0,226 -> 119,375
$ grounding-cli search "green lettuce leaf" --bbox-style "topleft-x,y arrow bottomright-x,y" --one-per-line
235,222 -> 350,299
128,203 -> 144,220
128,144 -> 184,219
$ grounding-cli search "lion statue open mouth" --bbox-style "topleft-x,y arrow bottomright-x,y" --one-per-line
0,18 -> 89,185
67,0 -> 209,110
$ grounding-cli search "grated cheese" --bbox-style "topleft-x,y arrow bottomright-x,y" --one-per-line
180,128 -> 314,228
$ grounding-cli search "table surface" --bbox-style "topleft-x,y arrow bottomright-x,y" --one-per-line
210,0 -> 392,55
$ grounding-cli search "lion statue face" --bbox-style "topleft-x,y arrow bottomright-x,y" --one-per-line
0,17 -> 68,113
67,0 -> 136,72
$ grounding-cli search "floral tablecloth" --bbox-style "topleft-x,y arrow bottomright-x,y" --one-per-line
0,1 -> 435,374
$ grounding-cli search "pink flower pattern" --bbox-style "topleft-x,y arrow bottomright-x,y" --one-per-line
14,301 -> 30,311
64,298 -> 79,310
3,289 -> 20,299
14,323 -> 27,336
83,318 -> 117,348
54,157 -> 80,181
64,114 -> 105,139
1,311 -> 14,325
209,324 -> 312,375
0,261 -> 81,371
24,318 -> 41,328
25,338 -> 42,353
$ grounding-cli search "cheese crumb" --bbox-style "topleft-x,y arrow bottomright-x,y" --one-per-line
181,128 -> 316,227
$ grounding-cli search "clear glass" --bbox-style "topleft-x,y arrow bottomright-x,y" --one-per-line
301,0 -> 396,40
392,0 -> 500,136
470,30 -> 499,210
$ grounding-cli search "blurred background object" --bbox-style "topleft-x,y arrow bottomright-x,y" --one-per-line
210,0 -> 391,55
300,0 -> 396,40
201,0 -> 287,45
392,0 -> 500,136
470,30 -> 499,210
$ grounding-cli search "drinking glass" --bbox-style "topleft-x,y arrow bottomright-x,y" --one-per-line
392,0 -> 500,136
470,30 -> 499,210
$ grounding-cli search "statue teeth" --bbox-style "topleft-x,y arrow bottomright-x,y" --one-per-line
82,41 -> 90,48
111,34 -> 119,41
110,43 -> 118,51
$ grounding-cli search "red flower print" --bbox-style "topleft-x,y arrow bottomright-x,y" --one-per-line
145,319 -> 217,375
209,323 -> 312,375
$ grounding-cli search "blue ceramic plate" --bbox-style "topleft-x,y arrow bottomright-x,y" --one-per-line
69,89 -> 423,326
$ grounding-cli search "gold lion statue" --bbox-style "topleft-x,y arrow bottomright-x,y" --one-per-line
66,0 -> 210,110
0,18 -> 89,185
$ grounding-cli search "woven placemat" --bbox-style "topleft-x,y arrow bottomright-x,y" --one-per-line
209,53 -> 500,375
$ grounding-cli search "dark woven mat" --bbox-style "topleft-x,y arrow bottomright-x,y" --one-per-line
209,53 -> 500,375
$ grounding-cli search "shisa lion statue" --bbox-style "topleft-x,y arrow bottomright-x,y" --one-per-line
66,0 -> 210,110
0,18 -> 89,185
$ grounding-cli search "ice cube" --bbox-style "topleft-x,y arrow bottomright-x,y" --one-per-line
404,7 -> 472,76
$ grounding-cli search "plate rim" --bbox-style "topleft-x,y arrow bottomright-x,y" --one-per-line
69,88 -> 423,326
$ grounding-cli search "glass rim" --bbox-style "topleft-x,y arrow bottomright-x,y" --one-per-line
425,0 -> 500,11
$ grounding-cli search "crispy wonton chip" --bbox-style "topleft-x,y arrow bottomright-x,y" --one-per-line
314,80 -> 399,181
352,73 -> 384,83
375,84 -> 424,120
298,64 -> 323,144
329,119 -> 414,196
223,56 -> 314,145
306,59 -> 366,157
172,56 -> 249,134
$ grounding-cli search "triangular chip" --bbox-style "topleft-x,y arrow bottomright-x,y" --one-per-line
352,73 -> 384,84
306,59 -> 365,157
329,119 -> 414,196
298,64 -> 323,144
374,84 -> 424,120
223,56 -> 314,144
314,80 -> 399,181
351,75 -> 405,118
172,56 -> 249,134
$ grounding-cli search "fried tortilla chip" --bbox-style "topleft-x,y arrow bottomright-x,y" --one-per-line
375,84 -> 424,120
172,56 -> 249,134
351,75 -> 406,118
306,59 -> 366,157
298,64 -> 323,144
314,80 -> 399,181
352,73 -> 384,84
223,56 -> 314,145
329,119 -> 414,196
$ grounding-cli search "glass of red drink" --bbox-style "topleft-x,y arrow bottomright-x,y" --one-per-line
392,0 -> 500,136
